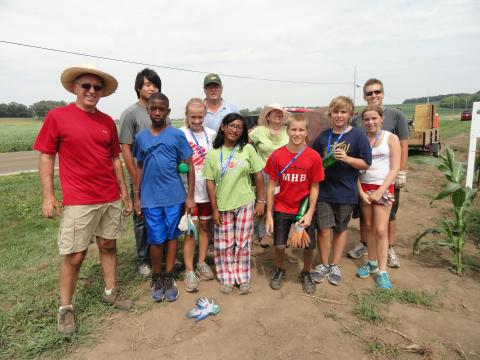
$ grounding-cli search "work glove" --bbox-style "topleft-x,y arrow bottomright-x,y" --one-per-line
395,170 -> 406,189
185,297 -> 221,322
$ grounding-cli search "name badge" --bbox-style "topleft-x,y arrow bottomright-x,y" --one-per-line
274,186 -> 280,195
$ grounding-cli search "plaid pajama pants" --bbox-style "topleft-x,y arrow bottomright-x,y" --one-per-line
214,201 -> 255,285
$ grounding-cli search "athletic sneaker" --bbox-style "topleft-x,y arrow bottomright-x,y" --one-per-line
164,273 -> 179,302
356,262 -> 379,278
270,268 -> 286,290
311,264 -> 329,283
151,273 -> 165,302
376,272 -> 393,289
102,287 -> 133,310
184,271 -> 199,292
239,282 -> 252,295
300,271 -> 316,294
57,306 -> 76,336
220,283 -> 234,294
196,262 -> 214,281
387,246 -> 401,268
138,263 -> 152,277
348,242 -> 368,259
328,265 -> 342,286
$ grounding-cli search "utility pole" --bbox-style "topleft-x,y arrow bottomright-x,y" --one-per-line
353,65 -> 357,106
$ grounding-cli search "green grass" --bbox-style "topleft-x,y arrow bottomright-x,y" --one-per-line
0,118 -> 43,153
352,288 -> 436,324
0,173 -> 144,359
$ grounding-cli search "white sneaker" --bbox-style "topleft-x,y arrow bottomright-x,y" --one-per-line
387,246 -> 400,268
138,263 -> 152,277
348,242 -> 368,259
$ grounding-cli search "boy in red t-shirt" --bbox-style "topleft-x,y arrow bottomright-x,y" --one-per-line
265,115 -> 324,294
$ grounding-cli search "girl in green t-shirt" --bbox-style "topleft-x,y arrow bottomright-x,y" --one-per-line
204,113 -> 265,295
249,104 -> 290,247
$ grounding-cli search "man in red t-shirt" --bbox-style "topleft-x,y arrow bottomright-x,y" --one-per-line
33,64 -> 132,336
264,114 -> 324,294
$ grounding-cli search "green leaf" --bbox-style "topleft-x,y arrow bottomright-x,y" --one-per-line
413,227 -> 443,254
433,182 -> 461,201
452,188 -> 467,209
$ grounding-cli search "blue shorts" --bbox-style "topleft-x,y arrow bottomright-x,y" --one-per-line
143,204 -> 184,245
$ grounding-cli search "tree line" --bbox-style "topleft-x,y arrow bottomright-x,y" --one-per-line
403,91 -> 480,109
0,100 -> 67,118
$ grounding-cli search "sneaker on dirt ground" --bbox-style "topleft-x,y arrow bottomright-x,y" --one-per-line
138,263 -> 152,277
311,264 -> 329,283
376,272 -> 393,289
196,262 -> 215,281
220,283 -> 234,294
184,270 -> 199,292
270,268 -> 286,290
348,242 -> 368,259
328,265 -> 342,286
356,262 -> 379,278
151,273 -> 165,302
387,246 -> 400,268
299,271 -> 316,294
239,282 -> 252,295
102,287 -> 133,310
57,306 -> 76,336
164,273 -> 179,302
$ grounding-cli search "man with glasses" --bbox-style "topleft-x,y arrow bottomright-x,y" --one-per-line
349,78 -> 409,268
203,73 -> 238,132
119,68 -> 162,277
33,64 -> 132,336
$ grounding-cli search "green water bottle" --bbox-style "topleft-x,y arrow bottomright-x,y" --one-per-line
177,162 -> 189,174
295,196 -> 309,222
322,152 -> 337,169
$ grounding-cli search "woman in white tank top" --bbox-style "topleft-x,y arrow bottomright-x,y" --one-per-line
356,105 -> 400,289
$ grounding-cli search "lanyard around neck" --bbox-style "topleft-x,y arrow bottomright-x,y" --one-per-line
327,126 -> 349,155
277,146 -> 306,177
370,129 -> 383,149
189,128 -> 209,158
220,145 -> 238,178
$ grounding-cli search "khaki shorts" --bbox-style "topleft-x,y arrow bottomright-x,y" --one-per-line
57,200 -> 125,255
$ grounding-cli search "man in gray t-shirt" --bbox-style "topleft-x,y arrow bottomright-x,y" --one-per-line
349,78 -> 409,268
119,68 -> 162,276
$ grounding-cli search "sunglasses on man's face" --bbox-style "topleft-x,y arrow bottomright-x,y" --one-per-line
80,83 -> 104,92
365,89 -> 383,97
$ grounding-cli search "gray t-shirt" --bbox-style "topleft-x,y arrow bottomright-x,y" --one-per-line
351,107 -> 409,140
119,103 -> 151,184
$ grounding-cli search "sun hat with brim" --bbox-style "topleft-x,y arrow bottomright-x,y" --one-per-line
258,104 -> 291,126
61,64 -> 118,97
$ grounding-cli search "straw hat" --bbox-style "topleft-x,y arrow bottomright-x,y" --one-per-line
258,104 -> 291,126
60,64 -> 118,97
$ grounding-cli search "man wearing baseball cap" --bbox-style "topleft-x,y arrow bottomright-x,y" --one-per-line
203,73 -> 239,131
33,64 -> 133,336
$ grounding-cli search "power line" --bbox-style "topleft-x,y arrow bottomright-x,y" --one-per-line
0,40 -> 352,86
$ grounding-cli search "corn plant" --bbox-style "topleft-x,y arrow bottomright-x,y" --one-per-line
413,147 -> 477,273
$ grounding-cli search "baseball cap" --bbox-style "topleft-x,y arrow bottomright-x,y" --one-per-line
204,73 -> 222,86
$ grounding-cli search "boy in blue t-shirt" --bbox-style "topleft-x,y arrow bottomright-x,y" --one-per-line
133,93 -> 195,302
312,96 -> 371,286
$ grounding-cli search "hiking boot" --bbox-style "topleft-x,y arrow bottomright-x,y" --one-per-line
300,271 -> 316,294
57,306 -> 76,336
270,268 -> 286,290
311,264 -> 329,283
164,272 -> 179,302
102,287 -> 133,310
259,235 -> 273,248
138,263 -> 152,277
328,265 -> 342,286
239,282 -> 252,295
377,272 -> 393,289
196,262 -> 215,281
356,262 -> 379,278
151,273 -> 165,302
184,270 -> 199,292
387,246 -> 400,268
220,283 -> 234,294
348,242 -> 368,259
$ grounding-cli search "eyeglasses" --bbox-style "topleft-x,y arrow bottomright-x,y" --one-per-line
80,83 -> 104,92
226,123 -> 243,131
365,90 -> 383,97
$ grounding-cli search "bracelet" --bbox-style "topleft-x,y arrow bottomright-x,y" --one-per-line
257,199 -> 266,203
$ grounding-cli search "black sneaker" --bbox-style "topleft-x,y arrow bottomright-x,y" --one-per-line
151,273 -> 165,302
300,271 -> 316,294
270,268 -> 286,290
164,272 -> 179,302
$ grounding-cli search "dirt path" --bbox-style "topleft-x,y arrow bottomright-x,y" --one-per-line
0,151 -> 58,176
69,133 -> 480,360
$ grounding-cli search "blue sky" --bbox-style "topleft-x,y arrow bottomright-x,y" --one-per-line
0,0 -> 479,118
